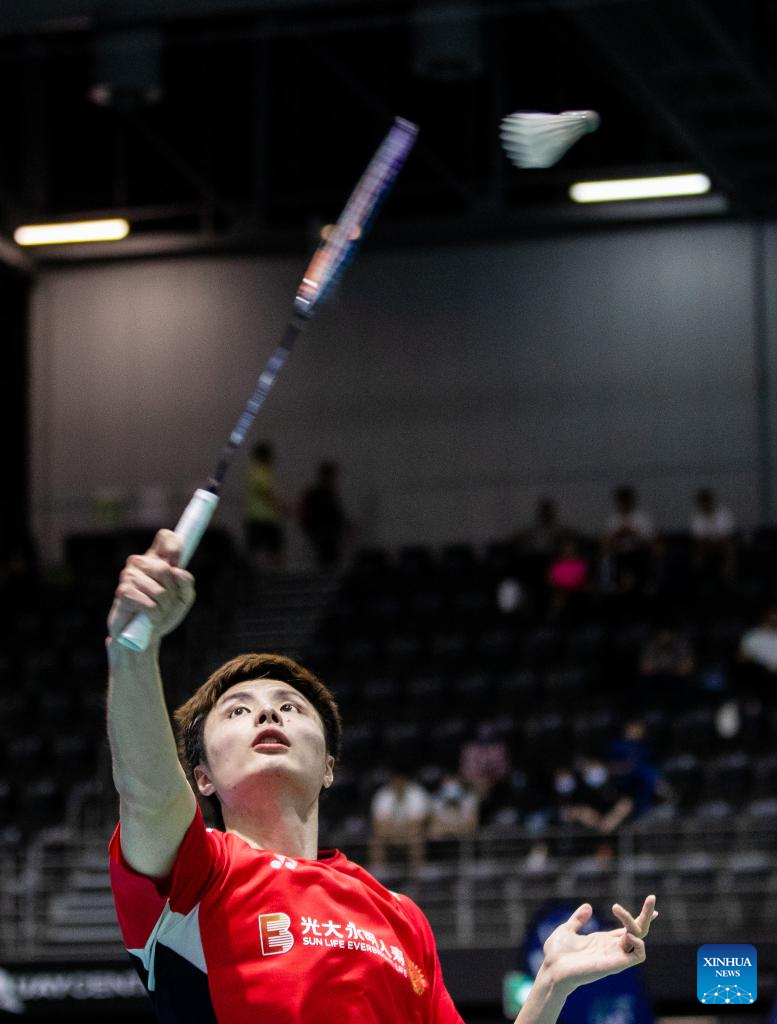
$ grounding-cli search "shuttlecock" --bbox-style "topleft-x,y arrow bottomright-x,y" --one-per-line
500,109 -> 600,169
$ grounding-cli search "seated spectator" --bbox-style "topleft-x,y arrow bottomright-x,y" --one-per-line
551,765 -> 580,822
603,485 -> 655,592
459,722 -> 512,828
639,626 -> 695,678
606,719 -> 665,819
690,488 -> 736,581
559,757 -> 634,836
459,721 -> 511,798
426,772 -> 479,842
739,606 -> 777,697
368,767 -> 429,872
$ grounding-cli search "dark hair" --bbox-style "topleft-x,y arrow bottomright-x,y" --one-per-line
174,653 -> 342,827
251,442 -> 273,462
614,485 -> 636,506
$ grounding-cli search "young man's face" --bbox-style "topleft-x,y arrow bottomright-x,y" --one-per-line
195,677 -> 335,814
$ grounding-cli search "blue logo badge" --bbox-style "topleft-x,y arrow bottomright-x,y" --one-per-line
697,944 -> 756,1005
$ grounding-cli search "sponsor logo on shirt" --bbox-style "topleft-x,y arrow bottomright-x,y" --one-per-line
407,958 -> 429,996
269,855 -> 298,871
257,911 -> 415,987
258,913 -> 295,956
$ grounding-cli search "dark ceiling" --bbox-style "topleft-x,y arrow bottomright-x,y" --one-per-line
2,0 -> 777,266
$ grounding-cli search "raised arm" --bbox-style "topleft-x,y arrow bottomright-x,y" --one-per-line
106,529 -> 198,878
514,896 -> 658,1024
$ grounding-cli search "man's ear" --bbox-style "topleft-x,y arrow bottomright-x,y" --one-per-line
323,754 -> 335,790
194,763 -> 216,797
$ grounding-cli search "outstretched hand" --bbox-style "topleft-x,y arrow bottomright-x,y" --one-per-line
541,895 -> 658,997
107,529 -> 195,648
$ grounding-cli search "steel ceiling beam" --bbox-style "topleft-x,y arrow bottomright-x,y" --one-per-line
0,0 -> 661,39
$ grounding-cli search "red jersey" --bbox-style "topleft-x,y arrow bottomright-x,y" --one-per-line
109,808 -> 464,1023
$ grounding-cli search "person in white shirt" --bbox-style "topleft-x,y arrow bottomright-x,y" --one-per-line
689,488 -> 736,541
369,768 -> 430,871
690,488 -> 737,580
739,606 -> 777,674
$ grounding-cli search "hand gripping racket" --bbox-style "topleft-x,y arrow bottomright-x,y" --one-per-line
118,116 -> 419,651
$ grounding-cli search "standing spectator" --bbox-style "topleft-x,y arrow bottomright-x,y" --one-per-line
243,442 -> 285,570
603,485 -> 655,592
689,488 -> 737,581
511,497 -> 567,593
299,461 -> 349,568
517,497 -> 565,557
369,767 -> 430,872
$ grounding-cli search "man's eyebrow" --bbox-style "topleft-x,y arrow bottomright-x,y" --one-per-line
218,691 -> 257,708
218,687 -> 311,709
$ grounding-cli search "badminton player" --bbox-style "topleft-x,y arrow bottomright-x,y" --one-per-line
106,530 -> 658,1023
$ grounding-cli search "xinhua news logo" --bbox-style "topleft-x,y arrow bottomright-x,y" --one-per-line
697,944 -> 756,1005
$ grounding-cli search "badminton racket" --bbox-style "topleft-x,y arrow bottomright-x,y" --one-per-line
119,116 -> 419,651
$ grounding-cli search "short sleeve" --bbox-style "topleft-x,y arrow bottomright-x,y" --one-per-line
109,805 -> 226,951
400,896 -> 465,1024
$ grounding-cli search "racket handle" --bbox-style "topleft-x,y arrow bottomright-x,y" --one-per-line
117,489 -> 220,652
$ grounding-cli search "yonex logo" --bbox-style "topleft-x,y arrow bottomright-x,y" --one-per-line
258,913 -> 295,956
270,855 -> 298,871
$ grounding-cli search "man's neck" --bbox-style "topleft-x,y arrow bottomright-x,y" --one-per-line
223,799 -> 320,860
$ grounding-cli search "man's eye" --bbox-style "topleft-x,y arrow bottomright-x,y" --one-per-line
229,706 -> 250,717
280,702 -> 300,713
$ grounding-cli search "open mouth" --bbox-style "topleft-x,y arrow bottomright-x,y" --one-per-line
252,729 -> 290,750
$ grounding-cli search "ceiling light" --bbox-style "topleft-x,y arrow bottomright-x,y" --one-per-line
14,219 -> 130,245
569,173 -> 712,203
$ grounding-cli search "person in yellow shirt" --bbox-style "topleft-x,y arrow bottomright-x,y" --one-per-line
244,442 -> 285,570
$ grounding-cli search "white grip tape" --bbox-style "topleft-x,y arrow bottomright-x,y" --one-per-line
174,489 -> 220,568
117,489 -> 220,652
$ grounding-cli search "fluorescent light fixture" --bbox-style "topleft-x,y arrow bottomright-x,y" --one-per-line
569,173 -> 711,203
14,218 -> 130,245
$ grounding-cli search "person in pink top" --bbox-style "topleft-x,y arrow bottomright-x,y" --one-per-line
106,529 -> 658,1023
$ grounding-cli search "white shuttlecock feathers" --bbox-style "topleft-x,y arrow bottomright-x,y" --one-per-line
500,109 -> 600,169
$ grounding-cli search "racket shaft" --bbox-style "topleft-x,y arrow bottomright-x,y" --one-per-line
117,489 -> 220,652
227,319 -> 301,451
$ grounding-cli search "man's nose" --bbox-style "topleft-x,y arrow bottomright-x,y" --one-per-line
257,705 -> 282,724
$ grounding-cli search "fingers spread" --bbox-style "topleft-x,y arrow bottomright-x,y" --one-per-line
613,895 -> 657,938
612,903 -> 639,934
635,895 -> 658,936
567,904 -> 593,932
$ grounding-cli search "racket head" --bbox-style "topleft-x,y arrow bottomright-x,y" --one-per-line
294,117 -> 419,318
